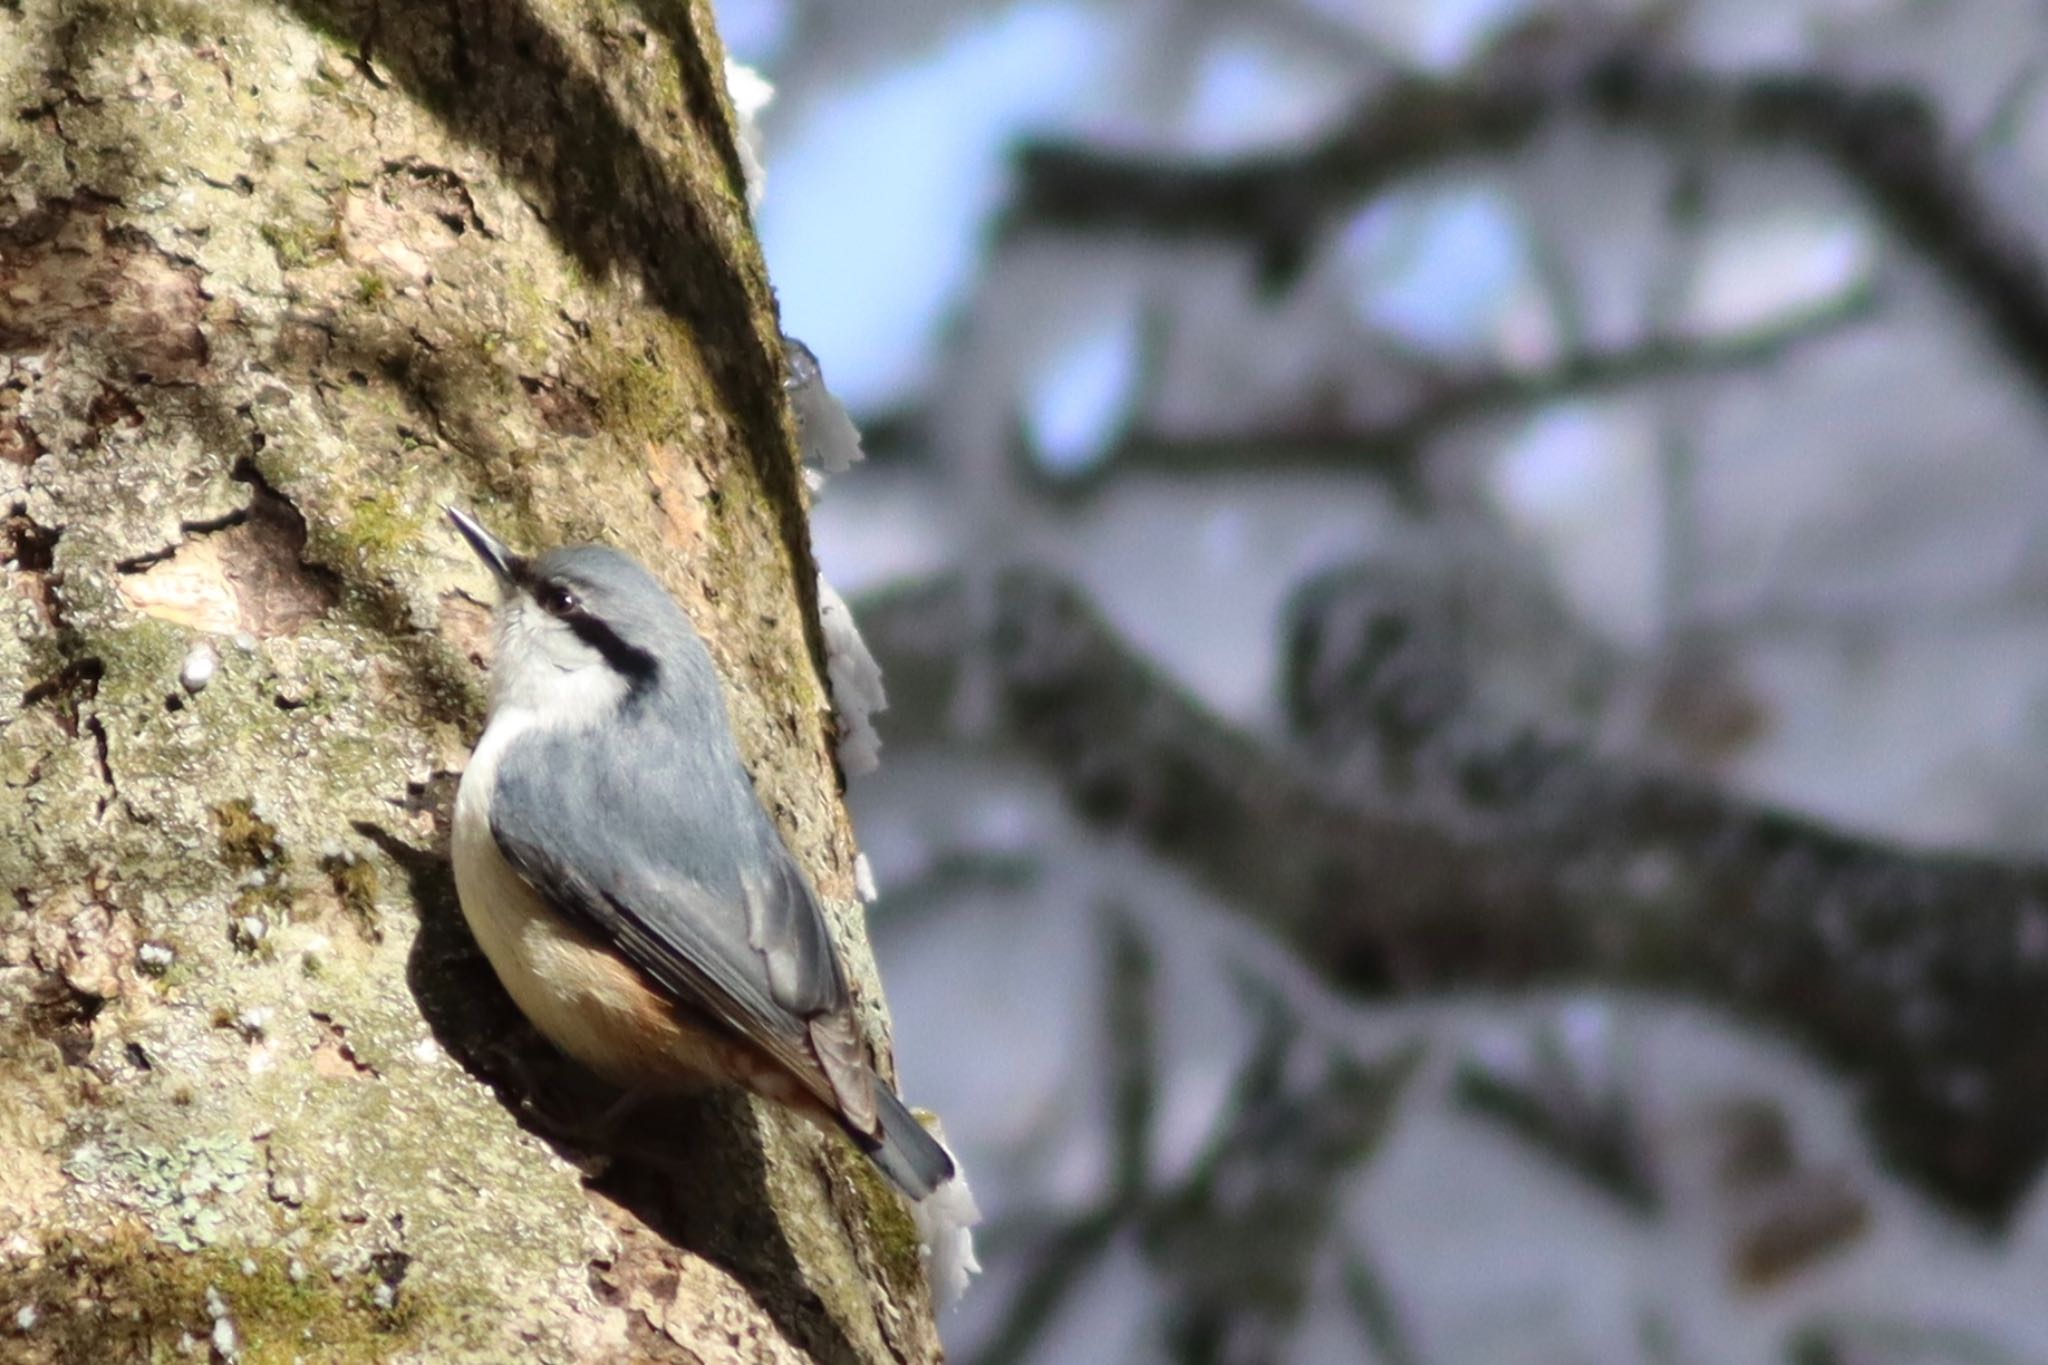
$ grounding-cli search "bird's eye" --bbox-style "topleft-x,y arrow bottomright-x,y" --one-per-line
537,583 -> 580,617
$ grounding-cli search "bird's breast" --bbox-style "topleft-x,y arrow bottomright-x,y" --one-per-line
451,715 -> 736,1092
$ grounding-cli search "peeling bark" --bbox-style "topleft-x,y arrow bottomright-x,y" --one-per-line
0,1 -> 937,1360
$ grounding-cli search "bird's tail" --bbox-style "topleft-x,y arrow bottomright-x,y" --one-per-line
868,1084 -> 952,1197
860,1087 -> 982,1308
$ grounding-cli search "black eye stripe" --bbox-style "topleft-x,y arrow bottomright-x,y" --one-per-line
527,577 -> 657,685
566,613 -> 658,687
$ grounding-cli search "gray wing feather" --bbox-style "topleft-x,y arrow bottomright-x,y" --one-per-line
743,850 -> 877,1131
744,854 -> 844,1016
489,720 -> 858,1109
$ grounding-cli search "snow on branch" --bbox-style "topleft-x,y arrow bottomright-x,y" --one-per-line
860,567 -> 2048,1225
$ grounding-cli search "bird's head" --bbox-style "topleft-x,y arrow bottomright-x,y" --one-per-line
446,507 -> 708,722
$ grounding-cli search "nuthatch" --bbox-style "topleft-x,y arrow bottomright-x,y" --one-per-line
444,508 -> 977,1299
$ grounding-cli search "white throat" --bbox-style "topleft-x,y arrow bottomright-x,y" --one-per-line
487,600 -> 631,729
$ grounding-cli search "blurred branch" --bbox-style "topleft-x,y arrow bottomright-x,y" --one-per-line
1104,906 -> 1160,1208
832,287 -> 1868,493
862,568 -> 2048,1223
1147,1011 -> 1421,1365
962,974 -> 1418,1365
867,849 -> 1042,926
1337,1237 -> 1424,1365
967,1207 -> 1124,1365
1787,1316 -> 2031,1365
1453,1005 -> 1659,1212
1008,26 -> 2048,395
1032,288 -> 1871,498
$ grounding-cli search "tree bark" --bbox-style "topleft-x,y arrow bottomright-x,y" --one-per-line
0,2 -> 938,1360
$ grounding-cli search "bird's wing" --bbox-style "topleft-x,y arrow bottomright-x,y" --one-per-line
488,724 -> 875,1130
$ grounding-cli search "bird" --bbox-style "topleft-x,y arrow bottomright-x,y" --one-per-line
443,506 -> 978,1302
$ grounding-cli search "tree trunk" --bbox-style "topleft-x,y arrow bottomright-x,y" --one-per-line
0,1 -> 940,1359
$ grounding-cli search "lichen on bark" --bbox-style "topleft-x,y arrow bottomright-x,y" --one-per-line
0,0 -> 938,1359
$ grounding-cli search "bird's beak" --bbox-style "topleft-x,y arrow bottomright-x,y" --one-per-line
445,506 -> 523,588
